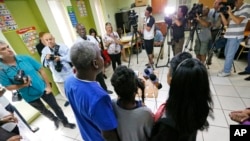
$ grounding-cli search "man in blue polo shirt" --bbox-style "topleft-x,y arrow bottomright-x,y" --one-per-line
0,40 -> 75,129
65,41 -> 119,141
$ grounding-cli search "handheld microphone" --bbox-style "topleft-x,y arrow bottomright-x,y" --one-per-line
149,74 -> 162,89
143,67 -> 153,80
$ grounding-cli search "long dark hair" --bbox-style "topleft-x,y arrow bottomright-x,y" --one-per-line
167,58 -> 213,134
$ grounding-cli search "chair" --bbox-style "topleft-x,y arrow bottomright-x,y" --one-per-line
236,42 -> 250,60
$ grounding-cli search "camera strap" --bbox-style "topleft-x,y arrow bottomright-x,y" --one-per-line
48,45 -> 73,68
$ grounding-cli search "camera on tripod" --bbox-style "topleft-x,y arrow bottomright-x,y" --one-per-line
14,70 -> 29,84
128,10 -> 138,29
187,3 -> 203,21
219,0 -> 235,14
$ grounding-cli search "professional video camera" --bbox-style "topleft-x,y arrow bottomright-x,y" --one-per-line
128,10 -> 138,29
14,70 -> 29,84
187,3 -> 203,20
219,0 -> 235,14
164,17 -> 173,26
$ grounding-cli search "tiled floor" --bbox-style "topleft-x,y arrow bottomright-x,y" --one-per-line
29,45 -> 250,141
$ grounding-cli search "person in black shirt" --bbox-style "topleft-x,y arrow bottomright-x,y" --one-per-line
36,32 -> 46,56
172,5 -> 188,56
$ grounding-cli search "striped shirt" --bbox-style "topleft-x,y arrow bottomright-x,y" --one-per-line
224,3 -> 250,39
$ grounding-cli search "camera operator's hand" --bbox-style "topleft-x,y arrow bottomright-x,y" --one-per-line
46,54 -> 52,60
0,114 -> 18,123
54,56 -> 61,62
22,76 -> 31,87
226,6 -> 233,15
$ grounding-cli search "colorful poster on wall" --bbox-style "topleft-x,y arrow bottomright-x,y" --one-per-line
76,0 -> 88,17
16,26 -> 39,54
0,2 -> 18,32
67,6 -> 78,27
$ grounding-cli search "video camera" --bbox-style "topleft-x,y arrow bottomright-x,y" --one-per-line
14,70 -> 29,84
128,10 -> 138,28
164,17 -> 173,26
187,3 -> 203,20
219,0 -> 235,14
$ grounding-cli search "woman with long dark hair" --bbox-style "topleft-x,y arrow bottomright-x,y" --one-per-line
151,52 -> 213,141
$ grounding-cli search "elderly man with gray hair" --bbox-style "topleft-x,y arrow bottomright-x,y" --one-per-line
64,41 -> 119,141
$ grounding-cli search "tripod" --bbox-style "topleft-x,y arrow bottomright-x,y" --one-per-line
128,24 -> 141,68
184,20 -> 200,52
205,26 -> 236,72
155,25 -> 172,68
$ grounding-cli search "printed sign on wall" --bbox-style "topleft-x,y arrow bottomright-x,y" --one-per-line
16,26 -> 39,54
0,2 -> 18,32
67,6 -> 78,27
76,0 -> 88,17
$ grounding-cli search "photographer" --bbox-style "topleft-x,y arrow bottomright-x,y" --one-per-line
218,0 -> 250,77
208,0 -> 223,42
194,6 -> 212,64
206,0 -> 223,65
0,41 -> 75,129
171,5 -> 188,56
41,33 -> 71,106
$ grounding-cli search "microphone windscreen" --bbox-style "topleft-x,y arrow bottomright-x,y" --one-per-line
144,68 -> 150,75
149,74 -> 157,81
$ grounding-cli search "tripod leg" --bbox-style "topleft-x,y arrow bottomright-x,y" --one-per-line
128,32 -> 136,68
233,61 -> 236,73
155,44 -> 163,68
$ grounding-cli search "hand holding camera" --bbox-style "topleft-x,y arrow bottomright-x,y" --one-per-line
14,70 -> 31,87
0,114 -> 18,123
46,54 -> 60,62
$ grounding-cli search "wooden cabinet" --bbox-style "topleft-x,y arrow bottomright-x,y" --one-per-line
151,0 -> 167,14
155,21 -> 167,36
198,0 -> 213,8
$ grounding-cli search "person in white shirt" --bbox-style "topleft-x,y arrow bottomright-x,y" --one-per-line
143,6 -> 155,68
41,33 -> 72,106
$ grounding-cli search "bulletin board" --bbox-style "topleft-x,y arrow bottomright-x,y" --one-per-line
16,26 -> 39,54
0,2 -> 18,32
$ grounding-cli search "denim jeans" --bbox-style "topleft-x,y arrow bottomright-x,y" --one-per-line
28,92 -> 68,123
245,49 -> 250,72
223,38 -> 242,73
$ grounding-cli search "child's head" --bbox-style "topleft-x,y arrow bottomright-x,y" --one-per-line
111,65 -> 145,102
